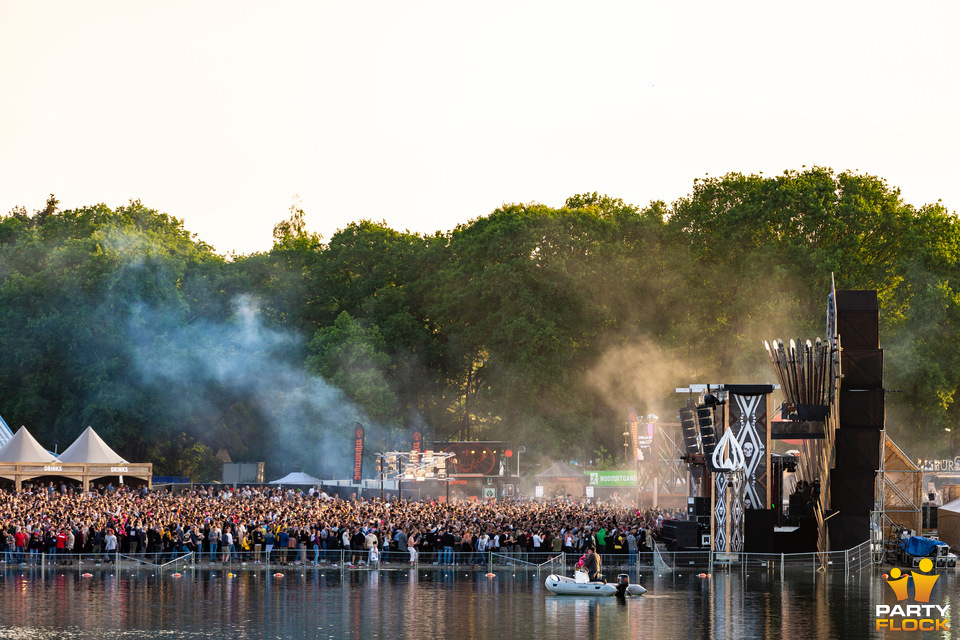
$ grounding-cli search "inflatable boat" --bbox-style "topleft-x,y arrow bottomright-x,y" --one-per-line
544,572 -> 646,596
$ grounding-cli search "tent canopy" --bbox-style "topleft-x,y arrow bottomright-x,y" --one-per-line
0,426 -> 56,463
938,497 -> 960,551
269,471 -> 322,485
57,426 -> 127,464
0,413 -> 14,448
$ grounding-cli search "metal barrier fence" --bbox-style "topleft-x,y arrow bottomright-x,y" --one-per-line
0,541 -> 876,580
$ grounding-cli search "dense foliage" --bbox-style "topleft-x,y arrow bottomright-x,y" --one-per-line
1,168 -> 956,479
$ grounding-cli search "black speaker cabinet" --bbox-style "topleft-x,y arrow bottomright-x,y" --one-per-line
835,426 -> 881,470
841,350 -> 883,390
836,290 -> 879,350
830,468 -> 876,514
840,389 -> 884,429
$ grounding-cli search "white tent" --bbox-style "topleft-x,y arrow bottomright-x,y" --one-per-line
938,497 -> 960,552
56,426 -> 128,464
0,426 -> 57,463
269,471 -> 322,485
0,413 -> 14,448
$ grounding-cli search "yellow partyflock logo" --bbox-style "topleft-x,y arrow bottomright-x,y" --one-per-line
876,558 -> 950,631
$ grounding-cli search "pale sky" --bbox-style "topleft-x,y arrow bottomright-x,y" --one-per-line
2,1 -> 958,255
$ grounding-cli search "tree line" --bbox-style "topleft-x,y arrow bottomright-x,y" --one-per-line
1,167 -> 956,479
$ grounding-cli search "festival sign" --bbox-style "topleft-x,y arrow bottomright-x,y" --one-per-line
588,470 -> 638,487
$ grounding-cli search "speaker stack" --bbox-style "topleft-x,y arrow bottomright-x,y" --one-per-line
830,290 -> 883,551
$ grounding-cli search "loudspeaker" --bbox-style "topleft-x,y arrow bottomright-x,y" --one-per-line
828,511 -> 870,551
840,389 -> 885,429
661,518 -> 699,550
841,350 -> 883,390
687,496 -> 708,518
680,408 -> 699,456
836,290 -> 879,351
743,508 -> 777,553
835,290 -> 879,313
830,468 -> 876,513
835,427 -> 881,469
697,406 -> 717,469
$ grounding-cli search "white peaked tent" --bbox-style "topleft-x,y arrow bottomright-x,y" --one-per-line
0,413 -> 14,448
57,426 -> 128,464
269,471 -> 322,485
0,426 -> 152,491
0,426 -> 57,463
938,498 -> 960,552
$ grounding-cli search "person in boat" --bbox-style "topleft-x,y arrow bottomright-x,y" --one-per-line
583,541 -> 604,583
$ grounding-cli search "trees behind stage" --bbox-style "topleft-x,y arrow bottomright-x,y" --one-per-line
0,168 -> 956,478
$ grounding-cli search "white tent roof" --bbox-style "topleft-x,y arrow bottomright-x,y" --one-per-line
0,413 -> 13,448
0,426 -> 57,463
938,497 -> 960,551
269,471 -> 322,485
56,426 -> 127,464
940,497 -> 960,514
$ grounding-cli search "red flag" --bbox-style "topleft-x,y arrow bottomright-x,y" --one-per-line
353,423 -> 365,483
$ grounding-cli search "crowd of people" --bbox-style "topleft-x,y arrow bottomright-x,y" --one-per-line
0,482 -> 684,568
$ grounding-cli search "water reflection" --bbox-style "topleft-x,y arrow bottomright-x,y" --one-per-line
0,567 -> 951,639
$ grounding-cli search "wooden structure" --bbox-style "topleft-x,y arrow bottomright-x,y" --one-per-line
0,425 -> 151,491
877,434 -> 922,541
0,461 -> 153,491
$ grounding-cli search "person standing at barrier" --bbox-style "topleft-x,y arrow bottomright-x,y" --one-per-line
277,527 -> 289,565
252,524 -> 265,564
265,527 -> 275,563
407,528 -> 419,565
209,525 -> 220,564
14,527 -> 26,565
365,528 -> 379,566
395,527 -> 407,562
288,526 -> 300,564
222,527 -> 233,564
627,530 -> 638,567
104,528 -> 117,563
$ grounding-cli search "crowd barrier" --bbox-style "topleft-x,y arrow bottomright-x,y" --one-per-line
0,540 -> 875,580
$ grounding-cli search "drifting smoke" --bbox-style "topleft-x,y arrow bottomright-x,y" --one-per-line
125,293 -> 389,480
584,336 -> 696,424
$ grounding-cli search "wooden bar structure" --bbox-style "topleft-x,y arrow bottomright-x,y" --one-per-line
0,462 -> 152,491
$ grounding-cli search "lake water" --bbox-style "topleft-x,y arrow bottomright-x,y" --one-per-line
0,565 -> 953,639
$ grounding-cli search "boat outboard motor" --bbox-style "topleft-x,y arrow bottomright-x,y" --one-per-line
615,573 -> 630,598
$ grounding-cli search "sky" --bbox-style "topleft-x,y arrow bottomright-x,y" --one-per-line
2,1 -> 958,256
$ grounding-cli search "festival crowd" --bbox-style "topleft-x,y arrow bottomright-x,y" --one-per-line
0,483 -> 683,568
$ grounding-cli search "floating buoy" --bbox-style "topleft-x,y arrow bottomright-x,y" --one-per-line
82,573 -> 93,578
485,573 -> 495,578
274,573 -> 284,578
172,573 -> 182,578
698,573 -> 707,578
882,574 -> 888,580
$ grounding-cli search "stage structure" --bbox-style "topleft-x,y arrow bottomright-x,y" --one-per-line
676,383 -> 776,555
374,449 -> 457,500
677,280 -> 885,558
765,279 -> 884,556
625,420 -> 688,508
